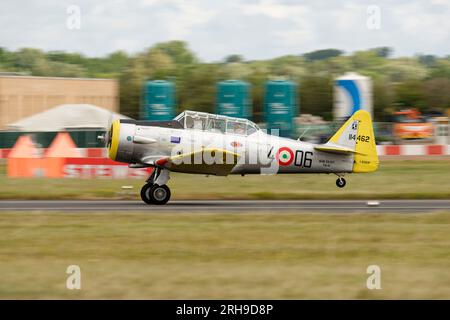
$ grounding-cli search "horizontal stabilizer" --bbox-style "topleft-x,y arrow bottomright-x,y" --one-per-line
314,145 -> 357,155
319,110 -> 378,172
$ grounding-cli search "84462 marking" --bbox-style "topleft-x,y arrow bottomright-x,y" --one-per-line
349,134 -> 370,143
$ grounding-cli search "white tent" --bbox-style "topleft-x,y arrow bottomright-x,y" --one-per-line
5,104 -> 130,132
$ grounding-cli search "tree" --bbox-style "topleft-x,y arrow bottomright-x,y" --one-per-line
351,50 -> 385,70
429,59 -> 450,78
2,44 -> 450,121
153,41 -> 197,65
242,62 -> 270,122
299,76 -> 333,120
268,55 -> 305,80
177,64 -> 220,113
386,58 -> 428,82
220,62 -> 251,80
372,76 -> 394,121
119,57 -> 148,119
394,80 -> 425,109
119,47 -> 175,119
13,48 -> 46,69
224,54 -> 244,63
32,60 -> 85,77
371,47 -> 393,58
422,78 -> 450,109
417,54 -> 437,67
46,51 -> 85,65
303,49 -> 343,62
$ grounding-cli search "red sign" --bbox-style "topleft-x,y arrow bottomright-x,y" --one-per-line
62,158 -> 152,179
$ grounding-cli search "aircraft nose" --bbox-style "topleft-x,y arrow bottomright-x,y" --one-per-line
98,126 -> 112,148
108,120 -> 120,160
97,134 -> 106,143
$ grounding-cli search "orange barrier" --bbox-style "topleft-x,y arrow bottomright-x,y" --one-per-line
7,135 -> 45,177
6,133 -> 150,178
44,132 -> 82,178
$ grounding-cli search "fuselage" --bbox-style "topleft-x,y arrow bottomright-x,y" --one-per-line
104,110 -> 378,205
110,120 -> 354,175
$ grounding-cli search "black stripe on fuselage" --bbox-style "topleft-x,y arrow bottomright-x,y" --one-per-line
120,119 -> 183,129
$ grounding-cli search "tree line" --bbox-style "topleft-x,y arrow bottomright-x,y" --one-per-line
1,41 -> 449,122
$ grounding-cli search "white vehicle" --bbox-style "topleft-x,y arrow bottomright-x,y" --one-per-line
100,110 -> 379,205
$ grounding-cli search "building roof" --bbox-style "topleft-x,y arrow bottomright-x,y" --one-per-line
5,104 -> 129,132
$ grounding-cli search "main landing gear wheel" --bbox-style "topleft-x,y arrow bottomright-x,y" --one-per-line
140,183 -> 171,205
149,184 -> 171,205
140,183 -> 154,204
336,177 -> 346,188
141,167 -> 171,205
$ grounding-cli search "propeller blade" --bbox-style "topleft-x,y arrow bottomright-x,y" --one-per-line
99,110 -> 115,149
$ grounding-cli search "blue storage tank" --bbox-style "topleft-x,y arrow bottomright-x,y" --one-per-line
216,80 -> 251,119
264,80 -> 299,138
141,80 -> 176,121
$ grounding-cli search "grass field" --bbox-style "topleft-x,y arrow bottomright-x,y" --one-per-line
0,211 -> 449,299
0,160 -> 449,200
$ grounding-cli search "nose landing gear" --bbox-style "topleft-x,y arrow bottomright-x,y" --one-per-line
140,168 -> 171,205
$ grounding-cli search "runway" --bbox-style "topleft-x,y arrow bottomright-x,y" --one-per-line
0,200 -> 449,212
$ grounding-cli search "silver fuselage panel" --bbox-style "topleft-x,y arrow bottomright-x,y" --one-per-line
114,121 -> 354,175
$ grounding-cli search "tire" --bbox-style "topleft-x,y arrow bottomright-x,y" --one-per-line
140,183 -> 154,204
336,178 -> 346,188
149,184 -> 171,205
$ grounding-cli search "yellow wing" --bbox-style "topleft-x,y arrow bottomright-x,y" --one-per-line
154,148 -> 241,176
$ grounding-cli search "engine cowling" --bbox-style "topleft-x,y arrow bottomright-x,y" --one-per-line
108,120 -> 136,163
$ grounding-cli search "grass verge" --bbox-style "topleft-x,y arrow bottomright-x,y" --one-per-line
0,161 -> 449,200
0,211 -> 449,299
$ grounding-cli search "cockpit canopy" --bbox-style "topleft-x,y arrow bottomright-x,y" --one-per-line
174,110 -> 260,136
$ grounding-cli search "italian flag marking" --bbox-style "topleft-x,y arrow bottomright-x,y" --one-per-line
276,147 -> 294,166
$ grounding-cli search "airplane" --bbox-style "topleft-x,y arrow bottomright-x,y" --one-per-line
99,109 -> 379,205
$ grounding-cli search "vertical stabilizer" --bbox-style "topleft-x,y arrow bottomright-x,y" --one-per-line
351,110 -> 379,172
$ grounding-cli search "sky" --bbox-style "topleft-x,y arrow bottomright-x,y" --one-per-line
0,0 -> 449,61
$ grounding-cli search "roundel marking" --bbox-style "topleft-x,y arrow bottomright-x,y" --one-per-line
276,147 -> 294,166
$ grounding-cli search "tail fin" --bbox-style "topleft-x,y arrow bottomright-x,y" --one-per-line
327,115 -> 359,151
325,110 -> 379,172
351,110 -> 379,172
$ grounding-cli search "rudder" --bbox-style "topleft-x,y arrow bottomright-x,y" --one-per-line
351,110 -> 379,172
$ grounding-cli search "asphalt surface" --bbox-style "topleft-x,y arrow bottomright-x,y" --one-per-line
0,200 -> 449,212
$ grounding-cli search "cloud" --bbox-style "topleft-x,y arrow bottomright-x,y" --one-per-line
239,0 -> 313,47
139,0 -> 215,39
240,0 -> 307,19
0,0 -> 448,61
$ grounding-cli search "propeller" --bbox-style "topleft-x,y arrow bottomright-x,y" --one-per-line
97,110 -> 115,150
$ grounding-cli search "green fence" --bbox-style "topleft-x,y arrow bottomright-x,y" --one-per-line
0,130 -> 106,149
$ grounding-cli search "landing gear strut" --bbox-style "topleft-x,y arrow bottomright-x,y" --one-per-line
336,177 -> 346,188
140,168 -> 171,205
